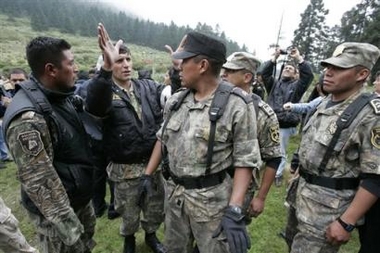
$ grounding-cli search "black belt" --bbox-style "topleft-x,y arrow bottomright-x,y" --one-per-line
299,169 -> 359,190
171,170 -> 226,189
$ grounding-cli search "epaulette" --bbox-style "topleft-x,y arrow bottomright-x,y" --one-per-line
231,87 -> 253,103
370,97 -> 380,115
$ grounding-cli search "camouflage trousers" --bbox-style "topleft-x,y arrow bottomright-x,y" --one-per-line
29,201 -> 96,253
284,176 -> 299,251
164,178 -> 231,253
0,197 -> 39,253
114,171 -> 165,236
290,178 -> 346,253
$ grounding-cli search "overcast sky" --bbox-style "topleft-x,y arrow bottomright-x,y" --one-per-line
105,0 -> 361,59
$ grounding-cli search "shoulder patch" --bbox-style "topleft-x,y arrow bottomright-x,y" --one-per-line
370,98 -> 380,114
259,101 -> 275,116
371,127 -> 380,149
231,87 -> 253,103
17,130 -> 43,156
269,124 -> 280,143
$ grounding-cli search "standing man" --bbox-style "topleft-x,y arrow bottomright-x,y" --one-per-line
86,24 -> 168,253
221,52 -> 282,218
290,42 -> 380,252
3,36 -> 96,253
140,32 -> 260,253
261,48 -> 313,186
0,68 -> 27,166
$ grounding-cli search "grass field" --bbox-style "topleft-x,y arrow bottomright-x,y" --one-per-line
0,134 -> 360,253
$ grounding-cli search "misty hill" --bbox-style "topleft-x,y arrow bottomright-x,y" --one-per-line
0,14 -> 174,80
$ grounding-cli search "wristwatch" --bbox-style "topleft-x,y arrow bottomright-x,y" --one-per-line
228,205 -> 242,214
337,217 -> 355,232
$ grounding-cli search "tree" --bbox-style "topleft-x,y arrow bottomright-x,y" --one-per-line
338,0 -> 380,79
292,0 -> 329,70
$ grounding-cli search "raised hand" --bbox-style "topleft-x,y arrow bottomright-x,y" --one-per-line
97,23 -> 123,71
165,44 -> 181,70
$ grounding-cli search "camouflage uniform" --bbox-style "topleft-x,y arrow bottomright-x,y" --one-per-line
107,84 -> 164,236
0,197 -> 39,253
243,97 -> 281,214
159,88 -> 260,253
5,112 -> 95,253
291,90 -> 380,252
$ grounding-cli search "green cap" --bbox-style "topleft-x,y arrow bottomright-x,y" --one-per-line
223,52 -> 261,74
321,42 -> 380,70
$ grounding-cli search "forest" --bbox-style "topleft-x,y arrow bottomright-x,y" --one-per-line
0,0 -> 379,75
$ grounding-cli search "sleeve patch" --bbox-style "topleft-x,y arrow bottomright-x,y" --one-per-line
371,127 -> 380,149
269,125 -> 280,143
17,130 -> 43,156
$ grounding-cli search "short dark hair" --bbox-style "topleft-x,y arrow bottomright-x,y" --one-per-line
8,68 -> 27,78
118,43 -> 131,55
193,55 -> 224,77
26,36 -> 71,78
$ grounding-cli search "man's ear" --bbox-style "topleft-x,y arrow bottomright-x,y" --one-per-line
45,63 -> 57,78
356,68 -> 370,83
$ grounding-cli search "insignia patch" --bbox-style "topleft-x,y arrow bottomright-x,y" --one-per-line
370,99 -> 380,114
269,125 -> 280,143
17,130 -> 43,156
371,127 -> 380,149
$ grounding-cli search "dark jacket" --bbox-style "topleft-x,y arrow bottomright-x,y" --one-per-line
262,60 -> 314,128
86,70 -> 163,164
3,78 -> 95,213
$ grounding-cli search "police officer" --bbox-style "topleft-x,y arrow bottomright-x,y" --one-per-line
140,32 -> 260,253
3,37 -> 96,252
221,52 -> 281,218
0,196 -> 39,253
86,24 -> 168,253
290,42 -> 380,252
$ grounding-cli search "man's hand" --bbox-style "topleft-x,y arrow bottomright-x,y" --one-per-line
283,102 -> 293,111
213,206 -> 251,253
136,174 -> 154,208
97,23 -> 123,71
249,197 -> 265,217
165,44 -> 181,70
288,47 -> 304,63
325,220 -> 351,246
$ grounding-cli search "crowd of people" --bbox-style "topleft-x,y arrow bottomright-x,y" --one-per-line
0,22 -> 379,253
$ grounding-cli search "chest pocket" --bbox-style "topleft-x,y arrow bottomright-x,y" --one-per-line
163,118 -> 182,143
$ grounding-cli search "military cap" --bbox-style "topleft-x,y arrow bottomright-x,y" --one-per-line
172,32 -> 226,63
223,52 -> 261,74
321,42 -> 380,70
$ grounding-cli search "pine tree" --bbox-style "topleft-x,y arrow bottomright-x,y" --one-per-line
291,0 -> 329,70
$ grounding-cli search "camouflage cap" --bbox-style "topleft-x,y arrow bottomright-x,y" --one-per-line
172,32 -> 226,63
321,42 -> 380,70
223,52 -> 261,74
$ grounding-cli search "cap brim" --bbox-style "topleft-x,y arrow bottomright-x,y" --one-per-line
222,62 -> 244,70
172,51 -> 198,60
320,56 -> 357,69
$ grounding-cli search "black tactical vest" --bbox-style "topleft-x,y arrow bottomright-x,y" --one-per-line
3,80 -> 95,213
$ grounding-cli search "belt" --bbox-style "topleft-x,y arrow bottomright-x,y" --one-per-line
299,169 -> 359,190
171,170 -> 226,189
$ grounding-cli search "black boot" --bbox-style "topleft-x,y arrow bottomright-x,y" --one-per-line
145,232 -> 167,253
123,234 -> 135,253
